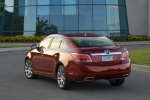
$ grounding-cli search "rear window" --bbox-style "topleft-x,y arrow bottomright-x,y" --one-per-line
70,37 -> 117,47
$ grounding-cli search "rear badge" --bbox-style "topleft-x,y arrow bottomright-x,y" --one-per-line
104,50 -> 110,55
102,50 -> 113,61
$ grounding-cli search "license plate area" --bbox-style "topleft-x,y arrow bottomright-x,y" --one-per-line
102,55 -> 113,61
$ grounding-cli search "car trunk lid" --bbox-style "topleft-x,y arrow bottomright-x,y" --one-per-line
79,46 -> 124,66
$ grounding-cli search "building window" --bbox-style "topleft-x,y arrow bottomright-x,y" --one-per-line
51,0 -> 63,5
106,0 -> 125,5
0,0 -> 129,37
64,6 -> 78,31
107,6 -> 120,31
5,0 -> 14,7
49,6 -> 63,34
119,6 -> 128,32
64,0 -> 78,5
79,5 -> 93,31
93,5 -> 107,30
93,0 -> 105,4
38,0 -> 50,5
37,6 -> 50,23
79,0 -> 92,4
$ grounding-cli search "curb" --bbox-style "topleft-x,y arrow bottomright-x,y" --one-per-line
131,64 -> 150,72
116,41 -> 150,46
0,47 -> 29,53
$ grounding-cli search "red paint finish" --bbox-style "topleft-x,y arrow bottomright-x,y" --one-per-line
26,33 -> 131,81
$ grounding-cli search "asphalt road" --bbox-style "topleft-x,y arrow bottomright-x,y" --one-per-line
0,49 -> 150,100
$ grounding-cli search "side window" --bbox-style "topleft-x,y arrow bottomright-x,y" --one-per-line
50,38 -> 62,49
39,37 -> 53,49
60,40 -> 65,48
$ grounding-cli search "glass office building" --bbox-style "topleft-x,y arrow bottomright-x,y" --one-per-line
0,0 -> 128,36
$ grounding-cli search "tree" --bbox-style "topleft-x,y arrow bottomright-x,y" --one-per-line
35,16 -> 49,36
35,16 -> 59,36
0,1 -> 5,16
45,24 -> 59,35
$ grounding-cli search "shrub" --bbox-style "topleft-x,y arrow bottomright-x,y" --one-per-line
109,35 -> 150,41
0,35 -> 150,42
0,35 -> 45,42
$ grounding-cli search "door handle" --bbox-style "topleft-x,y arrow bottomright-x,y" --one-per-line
41,55 -> 44,57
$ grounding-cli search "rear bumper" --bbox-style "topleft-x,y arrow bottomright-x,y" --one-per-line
66,60 -> 131,81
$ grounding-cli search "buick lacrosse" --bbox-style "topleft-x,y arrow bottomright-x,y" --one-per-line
24,33 -> 131,90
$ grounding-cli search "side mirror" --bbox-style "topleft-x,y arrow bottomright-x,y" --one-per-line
31,44 -> 37,50
38,46 -> 45,53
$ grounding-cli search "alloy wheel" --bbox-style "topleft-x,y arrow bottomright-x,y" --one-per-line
57,66 -> 66,88
24,59 -> 38,79
57,65 -> 73,90
25,59 -> 33,78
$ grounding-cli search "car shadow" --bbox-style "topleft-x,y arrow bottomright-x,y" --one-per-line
72,80 -> 128,91
34,76 -> 130,91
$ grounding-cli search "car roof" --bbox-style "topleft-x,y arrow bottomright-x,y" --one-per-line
47,33 -> 103,38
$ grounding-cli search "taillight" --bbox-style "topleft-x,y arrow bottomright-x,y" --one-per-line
71,53 -> 92,62
122,52 -> 129,60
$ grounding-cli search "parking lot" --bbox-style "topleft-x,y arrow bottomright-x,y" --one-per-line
0,44 -> 150,100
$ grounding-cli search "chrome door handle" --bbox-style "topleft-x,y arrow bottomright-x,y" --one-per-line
41,55 -> 44,57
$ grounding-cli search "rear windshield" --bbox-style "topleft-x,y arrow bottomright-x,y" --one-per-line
70,37 -> 117,47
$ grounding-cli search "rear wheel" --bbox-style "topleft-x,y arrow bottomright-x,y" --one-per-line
57,65 -> 73,90
109,78 -> 125,86
24,59 -> 38,79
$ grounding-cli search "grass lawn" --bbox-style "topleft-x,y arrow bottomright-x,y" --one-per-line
129,49 -> 150,66
0,46 -> 28,48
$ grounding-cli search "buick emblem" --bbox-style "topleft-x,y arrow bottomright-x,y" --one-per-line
104,50 -> 110,55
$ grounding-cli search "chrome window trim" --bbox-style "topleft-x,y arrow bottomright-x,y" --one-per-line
91,52 -> 122,56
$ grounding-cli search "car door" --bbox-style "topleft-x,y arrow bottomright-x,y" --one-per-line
32,37 -> 53,72
44,37 -> 64,76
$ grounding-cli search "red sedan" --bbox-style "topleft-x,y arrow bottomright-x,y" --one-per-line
24,33 -> 131,90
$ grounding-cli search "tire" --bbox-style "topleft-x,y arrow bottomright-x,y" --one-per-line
24,59 -> 38,79
57,65 -> 73,90
109,78 -> 125,86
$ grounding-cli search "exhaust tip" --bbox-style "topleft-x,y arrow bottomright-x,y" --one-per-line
84,77 -> 95,81
123,74 -> 129,77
